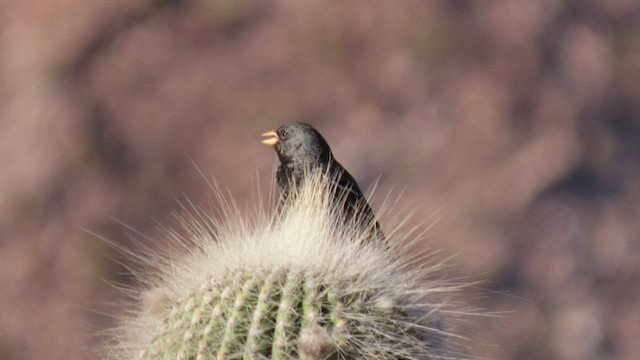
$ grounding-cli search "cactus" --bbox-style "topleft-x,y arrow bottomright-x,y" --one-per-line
108,170 -> 467,359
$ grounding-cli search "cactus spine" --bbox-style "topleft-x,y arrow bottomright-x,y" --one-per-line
110,171 -> 465,359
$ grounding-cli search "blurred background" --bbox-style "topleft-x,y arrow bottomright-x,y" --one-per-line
1,0 -> 640,359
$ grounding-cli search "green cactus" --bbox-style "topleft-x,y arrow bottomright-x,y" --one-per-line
110,171 -> 466,360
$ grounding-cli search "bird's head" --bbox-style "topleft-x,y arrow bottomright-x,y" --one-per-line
262,122 -> 332,165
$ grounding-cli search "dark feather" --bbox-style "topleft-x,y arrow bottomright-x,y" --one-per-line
265,122 -> 385,245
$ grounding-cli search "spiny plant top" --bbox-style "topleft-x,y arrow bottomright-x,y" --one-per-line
107,169 -> 470,360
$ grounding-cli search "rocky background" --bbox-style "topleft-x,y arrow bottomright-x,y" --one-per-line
1,1 -> 640,359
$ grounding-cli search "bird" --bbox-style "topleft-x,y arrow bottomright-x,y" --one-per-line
261,121 -> 385,244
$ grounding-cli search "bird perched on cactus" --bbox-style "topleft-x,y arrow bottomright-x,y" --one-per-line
262,122 -> 385,245
106,126 -> 472,360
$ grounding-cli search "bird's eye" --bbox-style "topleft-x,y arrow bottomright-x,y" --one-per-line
280,131 -> 288,139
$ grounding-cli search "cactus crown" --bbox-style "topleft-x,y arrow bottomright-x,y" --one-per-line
107,169 -> 468,359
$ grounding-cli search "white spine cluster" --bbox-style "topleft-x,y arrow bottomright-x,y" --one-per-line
106,170 -> 469,359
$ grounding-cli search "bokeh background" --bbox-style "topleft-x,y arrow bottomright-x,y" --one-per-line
2,0 -> 640,359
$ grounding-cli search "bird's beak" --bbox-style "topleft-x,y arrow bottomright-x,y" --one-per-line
261,130 -> 279,146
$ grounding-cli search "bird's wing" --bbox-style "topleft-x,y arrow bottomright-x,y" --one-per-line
333,180 -> 363,197
330,163 -> 364,198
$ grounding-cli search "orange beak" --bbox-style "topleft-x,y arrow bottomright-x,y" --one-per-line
261,130 -> 279,146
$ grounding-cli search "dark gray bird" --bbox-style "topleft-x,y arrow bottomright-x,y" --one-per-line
261,121 -> 385,244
